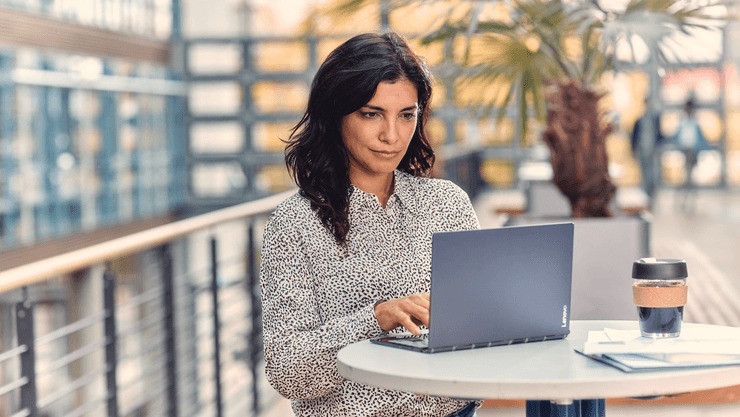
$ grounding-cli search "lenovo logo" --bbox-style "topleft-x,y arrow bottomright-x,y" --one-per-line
561,305 -> 568,328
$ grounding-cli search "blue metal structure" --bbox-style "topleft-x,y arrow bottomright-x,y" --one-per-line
98,65 -> 119,225
0,0 -> 186,250
0,51 -> 18,247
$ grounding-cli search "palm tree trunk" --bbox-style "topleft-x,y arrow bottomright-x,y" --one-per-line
542,80 -> 616,217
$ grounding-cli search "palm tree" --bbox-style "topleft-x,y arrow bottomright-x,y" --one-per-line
331,0 -> 728,217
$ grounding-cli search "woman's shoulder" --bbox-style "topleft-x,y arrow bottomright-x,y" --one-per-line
266,192 -> 315,228
398,172 -> 468,199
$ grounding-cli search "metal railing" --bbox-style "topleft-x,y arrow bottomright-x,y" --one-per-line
0,190 -> 294,417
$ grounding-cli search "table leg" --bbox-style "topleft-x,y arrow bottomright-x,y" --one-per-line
525,399 -> 606,417
525,401 -> 550,417
525,400 -> 550,417
579,399 -> 605,417
550,400 -> 576,417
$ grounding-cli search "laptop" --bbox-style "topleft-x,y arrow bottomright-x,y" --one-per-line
370,222 -> 574,353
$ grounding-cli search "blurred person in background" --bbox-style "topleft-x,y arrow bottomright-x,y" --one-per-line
259,31 -> 481,417
630,97 -> 665,209
672,96 -> 712,212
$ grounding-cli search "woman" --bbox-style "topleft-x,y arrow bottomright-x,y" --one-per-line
260,31 -> 480,417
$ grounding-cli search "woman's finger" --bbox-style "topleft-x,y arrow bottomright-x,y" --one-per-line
405,303 -> 430,328
400,314 -> 423,335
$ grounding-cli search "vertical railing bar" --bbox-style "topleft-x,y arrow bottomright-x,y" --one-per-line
16,286 -> 38,417
246,217 -> 261,414
184,278 -> 199,416
210,236 -> 224,417
103,267 -> 120,417
160,244 -> 179,417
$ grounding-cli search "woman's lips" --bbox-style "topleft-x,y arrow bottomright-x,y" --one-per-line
372,150 -> 401,158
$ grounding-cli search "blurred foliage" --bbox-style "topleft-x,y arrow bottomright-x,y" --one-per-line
327,0 -> 730,142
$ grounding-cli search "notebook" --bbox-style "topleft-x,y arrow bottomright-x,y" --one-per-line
370,222 -> 575,353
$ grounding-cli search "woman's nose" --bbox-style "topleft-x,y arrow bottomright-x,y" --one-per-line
380,119 -> 399,143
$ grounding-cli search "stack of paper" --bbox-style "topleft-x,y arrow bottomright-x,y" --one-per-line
577,328 -> 740,372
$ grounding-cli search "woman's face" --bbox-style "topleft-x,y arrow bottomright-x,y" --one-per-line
341,79 -> 419,185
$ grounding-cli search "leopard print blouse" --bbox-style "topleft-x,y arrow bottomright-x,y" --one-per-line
260,170 -> 480,417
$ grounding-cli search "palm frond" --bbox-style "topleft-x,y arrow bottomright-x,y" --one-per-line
326,0 -> 375,19
324,0 -> 417,25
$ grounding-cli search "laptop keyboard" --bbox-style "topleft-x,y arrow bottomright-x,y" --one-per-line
375,331 -> 430,348
387,335 -> 429,348
396,332 -> 429,340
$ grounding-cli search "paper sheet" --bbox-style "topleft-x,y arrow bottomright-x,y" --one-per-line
582,327 -> 740,355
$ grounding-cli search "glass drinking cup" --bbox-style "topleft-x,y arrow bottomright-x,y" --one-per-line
632,258 -> 688,338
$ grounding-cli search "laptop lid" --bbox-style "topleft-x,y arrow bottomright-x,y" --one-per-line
427,222 -> 574,351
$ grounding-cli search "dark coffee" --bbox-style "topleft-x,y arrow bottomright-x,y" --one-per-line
632,258 -> 688,338
637,306 -> 684,335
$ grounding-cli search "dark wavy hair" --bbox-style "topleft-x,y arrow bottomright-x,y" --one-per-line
285,31 -> 435,244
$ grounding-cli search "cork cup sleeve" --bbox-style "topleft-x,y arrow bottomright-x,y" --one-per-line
632,285 -> 688,308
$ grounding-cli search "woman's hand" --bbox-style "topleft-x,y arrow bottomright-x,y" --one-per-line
374,293 -> 430,335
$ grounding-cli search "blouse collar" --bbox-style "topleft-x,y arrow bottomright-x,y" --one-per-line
349,170 -> 419,214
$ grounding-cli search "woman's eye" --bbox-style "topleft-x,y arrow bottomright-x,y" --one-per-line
401,112 -> 417,121
361,112 -> 379,119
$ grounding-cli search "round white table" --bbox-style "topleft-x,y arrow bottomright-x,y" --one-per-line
337,320 -> 740,417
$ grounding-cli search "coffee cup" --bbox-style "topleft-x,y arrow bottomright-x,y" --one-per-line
632,258 -> 688,338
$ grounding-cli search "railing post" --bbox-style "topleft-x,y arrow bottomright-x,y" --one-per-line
16,287 -> 38,417
246,219 -> 261,414
210,236 -> 224,417
103,268 -> 120,417
160,245 -> 179,417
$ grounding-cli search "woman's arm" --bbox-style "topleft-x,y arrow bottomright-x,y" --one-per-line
259,215 -> 383,400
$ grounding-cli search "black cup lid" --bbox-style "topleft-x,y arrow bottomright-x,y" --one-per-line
632,258 -> 688,279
